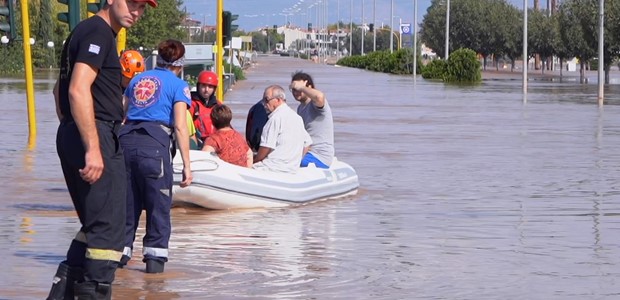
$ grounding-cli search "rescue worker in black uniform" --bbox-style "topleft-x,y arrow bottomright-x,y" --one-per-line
47,0 -> 157,299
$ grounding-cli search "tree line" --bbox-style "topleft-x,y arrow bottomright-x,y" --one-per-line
419,0 -> 620,83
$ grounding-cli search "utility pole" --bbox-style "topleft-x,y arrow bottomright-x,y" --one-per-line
337,0 -> 340,57
361,0 -> 364,55
390,0 -> 394,53
373,0 -> 376,51
350,0 -> 353,56
413,0 -> 417,81
445,0 -> 450,59
522,0 -> 528,100
597,0 -> 604,105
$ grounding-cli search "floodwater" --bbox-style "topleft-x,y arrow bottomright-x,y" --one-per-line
2,56 -> 620,299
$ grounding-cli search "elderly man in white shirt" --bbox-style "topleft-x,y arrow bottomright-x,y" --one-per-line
253,85 -> 312,173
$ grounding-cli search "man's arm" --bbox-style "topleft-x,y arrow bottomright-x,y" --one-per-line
302,129 -> 312,156
290,80 -> 326,108
122,95 -> 129,115
174,102 -> 193,188
253,146 -> 272,163
69,62 -> 103,184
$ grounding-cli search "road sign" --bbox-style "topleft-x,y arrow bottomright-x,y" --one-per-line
400,23 -> 411,35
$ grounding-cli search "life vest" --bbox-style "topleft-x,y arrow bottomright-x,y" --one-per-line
189,92 -> 220,141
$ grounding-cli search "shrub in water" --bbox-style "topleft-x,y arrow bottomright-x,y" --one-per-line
421,59 -> 447,80
444,48 -> 481,83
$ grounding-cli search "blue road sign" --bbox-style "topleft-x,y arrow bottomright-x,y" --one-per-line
400,23 -> 411,35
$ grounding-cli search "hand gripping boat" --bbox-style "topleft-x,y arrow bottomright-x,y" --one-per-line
172,150 -> 359,209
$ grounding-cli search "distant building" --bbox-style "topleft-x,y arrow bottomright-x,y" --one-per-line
181,17 -> 203,37
421,44 -> 437,59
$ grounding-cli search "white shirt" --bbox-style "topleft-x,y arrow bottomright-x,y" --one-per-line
254,103 -> 312,173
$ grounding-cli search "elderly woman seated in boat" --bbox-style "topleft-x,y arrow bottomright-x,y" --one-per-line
201,104 -> 253,167
253,85 -> 312,173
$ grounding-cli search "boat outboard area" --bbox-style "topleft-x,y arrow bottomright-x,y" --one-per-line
172,150 -> 359,209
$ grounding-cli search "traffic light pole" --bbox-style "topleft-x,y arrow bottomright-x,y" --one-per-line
57,0 -> 80,30
21,0 -> 36,148
0,0 -> 16,40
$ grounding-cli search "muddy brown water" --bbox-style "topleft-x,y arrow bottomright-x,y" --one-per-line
1,56 -> 620,299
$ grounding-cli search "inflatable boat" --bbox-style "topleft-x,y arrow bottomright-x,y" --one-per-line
171,150 -> 359,209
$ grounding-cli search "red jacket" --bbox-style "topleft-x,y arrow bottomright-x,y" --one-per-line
189,92 -> 221,141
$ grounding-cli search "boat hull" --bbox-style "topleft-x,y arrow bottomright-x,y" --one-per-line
172,150 -> 359,209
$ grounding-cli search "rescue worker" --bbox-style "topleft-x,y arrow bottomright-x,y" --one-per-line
120,49 -> 145,90
47,1 -> 155,299
118,39 -> 193,273
189,70 -> 221,147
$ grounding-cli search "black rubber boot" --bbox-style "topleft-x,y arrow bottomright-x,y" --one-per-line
145,259 -> 165,273
46,262 -> 70,300
74,281 -> 112,300
67,267 -> 84,299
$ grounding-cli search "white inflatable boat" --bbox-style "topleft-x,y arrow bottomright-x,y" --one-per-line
171,150 -> 359,209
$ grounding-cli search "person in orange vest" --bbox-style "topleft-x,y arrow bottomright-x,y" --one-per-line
189,71 -> 221,147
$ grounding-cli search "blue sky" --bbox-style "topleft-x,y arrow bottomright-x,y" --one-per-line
182,0 -> 533,32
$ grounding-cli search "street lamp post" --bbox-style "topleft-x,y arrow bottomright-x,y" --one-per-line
523,0 -> 527,98
201,14 -> 208,43
337,0 -> 340,57
373,0 -> 376,52
361,0 -> 364,55
597,0 -> 604,105
413,0 -> 417,80
349,0 -> 353,56
267,26 -> 271,53
445,0 -> 450,59
390,0 -> 394,53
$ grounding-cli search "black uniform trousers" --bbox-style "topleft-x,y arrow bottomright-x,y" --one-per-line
56,120 -> 126,284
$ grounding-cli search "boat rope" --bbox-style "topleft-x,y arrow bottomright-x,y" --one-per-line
172,158 -> 219,173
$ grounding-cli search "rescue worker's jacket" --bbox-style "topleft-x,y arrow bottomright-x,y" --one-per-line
189,91 -> 220,142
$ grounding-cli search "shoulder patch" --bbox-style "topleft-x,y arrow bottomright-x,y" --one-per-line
183,86 -> 191,99
88,44 -> 101,54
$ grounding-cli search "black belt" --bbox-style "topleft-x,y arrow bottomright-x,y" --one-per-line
96,119 -> 122,134
62,119 -> 122,133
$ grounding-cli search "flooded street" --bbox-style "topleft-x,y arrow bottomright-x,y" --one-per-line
2,56 -> 620,299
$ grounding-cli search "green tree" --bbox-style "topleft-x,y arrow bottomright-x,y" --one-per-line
420,0 -> 447,57
496,3 -> 522,71
126,0 -> 186,50
251,29 -> 282,53
35,0 -> 54,68
551,12 -> 573,77
557,0 -> 596,82
450,0 -> 486,62
528,9 -> 555,74
345,27 -> 375,55
606,0 -> 620,83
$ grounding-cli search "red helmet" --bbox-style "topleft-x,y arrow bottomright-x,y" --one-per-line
120,50 -> 145,79
197,71 -> 219,87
